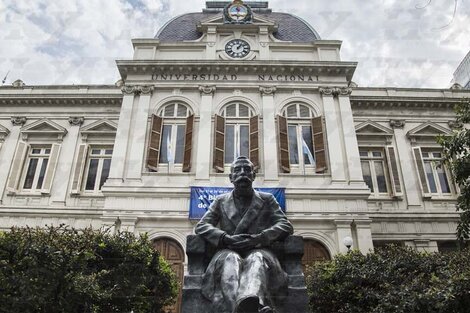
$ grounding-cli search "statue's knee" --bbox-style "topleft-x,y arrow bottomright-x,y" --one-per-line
246,251 -> 264,263
225,251 -> 242,263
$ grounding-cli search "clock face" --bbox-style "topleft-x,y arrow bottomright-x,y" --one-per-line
225,39 -> 251,58
228,4 -> 248,22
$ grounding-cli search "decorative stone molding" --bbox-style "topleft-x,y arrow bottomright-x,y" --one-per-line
389,120 -> 405,129
11,117 -> 27,126
335,87 -> 353,96
0,124 -> 9,142
199,85 -> 216,95
121,85 -> 137,95
319,87 -> 334,96
12,79 -> 25,88
68,117 -> 85,126
20,118 -> 68,142
448,120 -> 463,130
138,85 -> 154,95
259,86 -> 277,96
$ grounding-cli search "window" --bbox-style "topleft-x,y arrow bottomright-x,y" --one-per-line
22,146 -> 51,191
280,103 -> 318,173
360,149 -> 390,196
222,103 -> 254,164
421,149 -> 452,195
147,102 -> 194,172
83,148 -> 113,192
213,102 -> 259,173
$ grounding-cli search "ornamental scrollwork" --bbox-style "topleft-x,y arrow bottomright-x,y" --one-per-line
448,121 -> 463,130
121,85 -> 137,95
259,86 -> 276,96
389,120 -> 405,129
11,116 -> 27,126
68,117 -> 85,126
138,85 -> 154,95
319,87 -> 334,96
199,85 -> 216,95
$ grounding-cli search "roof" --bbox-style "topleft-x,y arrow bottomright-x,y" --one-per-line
156,11 -> 321,43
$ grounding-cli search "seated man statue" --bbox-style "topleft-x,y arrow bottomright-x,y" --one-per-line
195,156 -> 294,313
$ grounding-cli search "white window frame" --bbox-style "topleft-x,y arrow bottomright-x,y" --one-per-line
359,148 -> 391,197
20,146 -> 52,193
82,147 -> 113,194
157,102 -> 192,172
282,103 -> 316,174
421,148 -> 454,196
221,102 -> 254,170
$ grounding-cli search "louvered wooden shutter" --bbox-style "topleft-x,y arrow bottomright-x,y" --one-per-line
412,147 -> 430,195
183,114 -> 194,172
71,144 -> 88,194
385,146 -> 402,196
213,114 -> 225,173
249,115 -> 260,170
277,115 -> 290,173
312,116 -> 327,173
41,143 -> 61,194
147,115 -> 163,172
6,141 -> 29,193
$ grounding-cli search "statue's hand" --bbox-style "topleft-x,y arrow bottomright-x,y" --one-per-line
223,234 -> 252,246
228,234 -> 262,250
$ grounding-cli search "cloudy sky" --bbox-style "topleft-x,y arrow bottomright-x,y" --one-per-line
0,0 -> 469,88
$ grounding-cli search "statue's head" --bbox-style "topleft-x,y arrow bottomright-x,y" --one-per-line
229,156 -> 256,189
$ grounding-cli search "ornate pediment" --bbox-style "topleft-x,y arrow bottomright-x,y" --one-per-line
355,121 -> 393,137
407,122 -> 452,139
80,119 -> 117,141
21,118 -> 67,141
0,124 -> 10,141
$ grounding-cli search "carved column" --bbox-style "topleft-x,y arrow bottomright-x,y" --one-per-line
107,86 -> 138,185
127,86 -> 154,181
51,117 -> 84,205
0,117 -> 26,203
195,86 -> 216,180
260,86 -> 279,181
336,87 -> 364,184
389,119 -> 421,208
320,87 -> 347,183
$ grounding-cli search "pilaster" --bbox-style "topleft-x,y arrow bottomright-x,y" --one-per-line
260,86 -> 279,181
126,86 -> 154,181
355,220 -> 374,254
336,88 -> 364,184
390,120 -> 421,208
0,117 -> 25,203
195,86 -> 216,180
335,219 -> 353,254
107,86 -> 138,185
320,88 -> 347,183
51,117 -> 84,205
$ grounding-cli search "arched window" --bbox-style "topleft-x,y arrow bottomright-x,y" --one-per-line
147,102 -> 194,172
213,102 -> 259,172
278,103 -> 326,174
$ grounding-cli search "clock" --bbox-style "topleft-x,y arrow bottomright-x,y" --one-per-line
225,39 -> 251,58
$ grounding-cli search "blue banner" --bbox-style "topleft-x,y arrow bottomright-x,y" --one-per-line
190,187 -> 286,220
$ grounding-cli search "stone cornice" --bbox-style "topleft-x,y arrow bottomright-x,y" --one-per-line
0,96 -> 122,106
116,60 -> 358,81
350,97 -> 459,110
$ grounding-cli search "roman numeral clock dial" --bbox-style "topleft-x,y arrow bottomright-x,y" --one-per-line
225,39 -> 251,58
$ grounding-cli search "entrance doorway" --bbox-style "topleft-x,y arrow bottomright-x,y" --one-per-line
153,238 -> 185,313
302,239 -> 331,271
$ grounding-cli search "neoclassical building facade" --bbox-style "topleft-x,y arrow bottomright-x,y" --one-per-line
0,2 -> 468,309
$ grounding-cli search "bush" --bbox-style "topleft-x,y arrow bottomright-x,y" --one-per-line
0,225 -> 178,313
306,245 -> 470,313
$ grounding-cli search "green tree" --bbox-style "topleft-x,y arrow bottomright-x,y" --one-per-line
438,99 -> 470,241
0,225 -> 178,313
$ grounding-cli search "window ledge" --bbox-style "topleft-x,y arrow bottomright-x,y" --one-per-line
73,192 -> 105,198
12,191 -> 49,197
368,195 -> 402,201
423,195 -> 457,201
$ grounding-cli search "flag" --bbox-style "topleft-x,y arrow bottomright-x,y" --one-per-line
166,130 -> 174,164
302,138 -> 315,166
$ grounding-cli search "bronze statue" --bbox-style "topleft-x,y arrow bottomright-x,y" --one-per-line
195,156 -> 294,313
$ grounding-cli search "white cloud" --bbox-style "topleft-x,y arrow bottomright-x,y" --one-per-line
0,0 -> 468,87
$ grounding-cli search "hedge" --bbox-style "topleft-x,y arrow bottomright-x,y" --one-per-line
0,225 -> 177,313
307,245 -> 470,313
